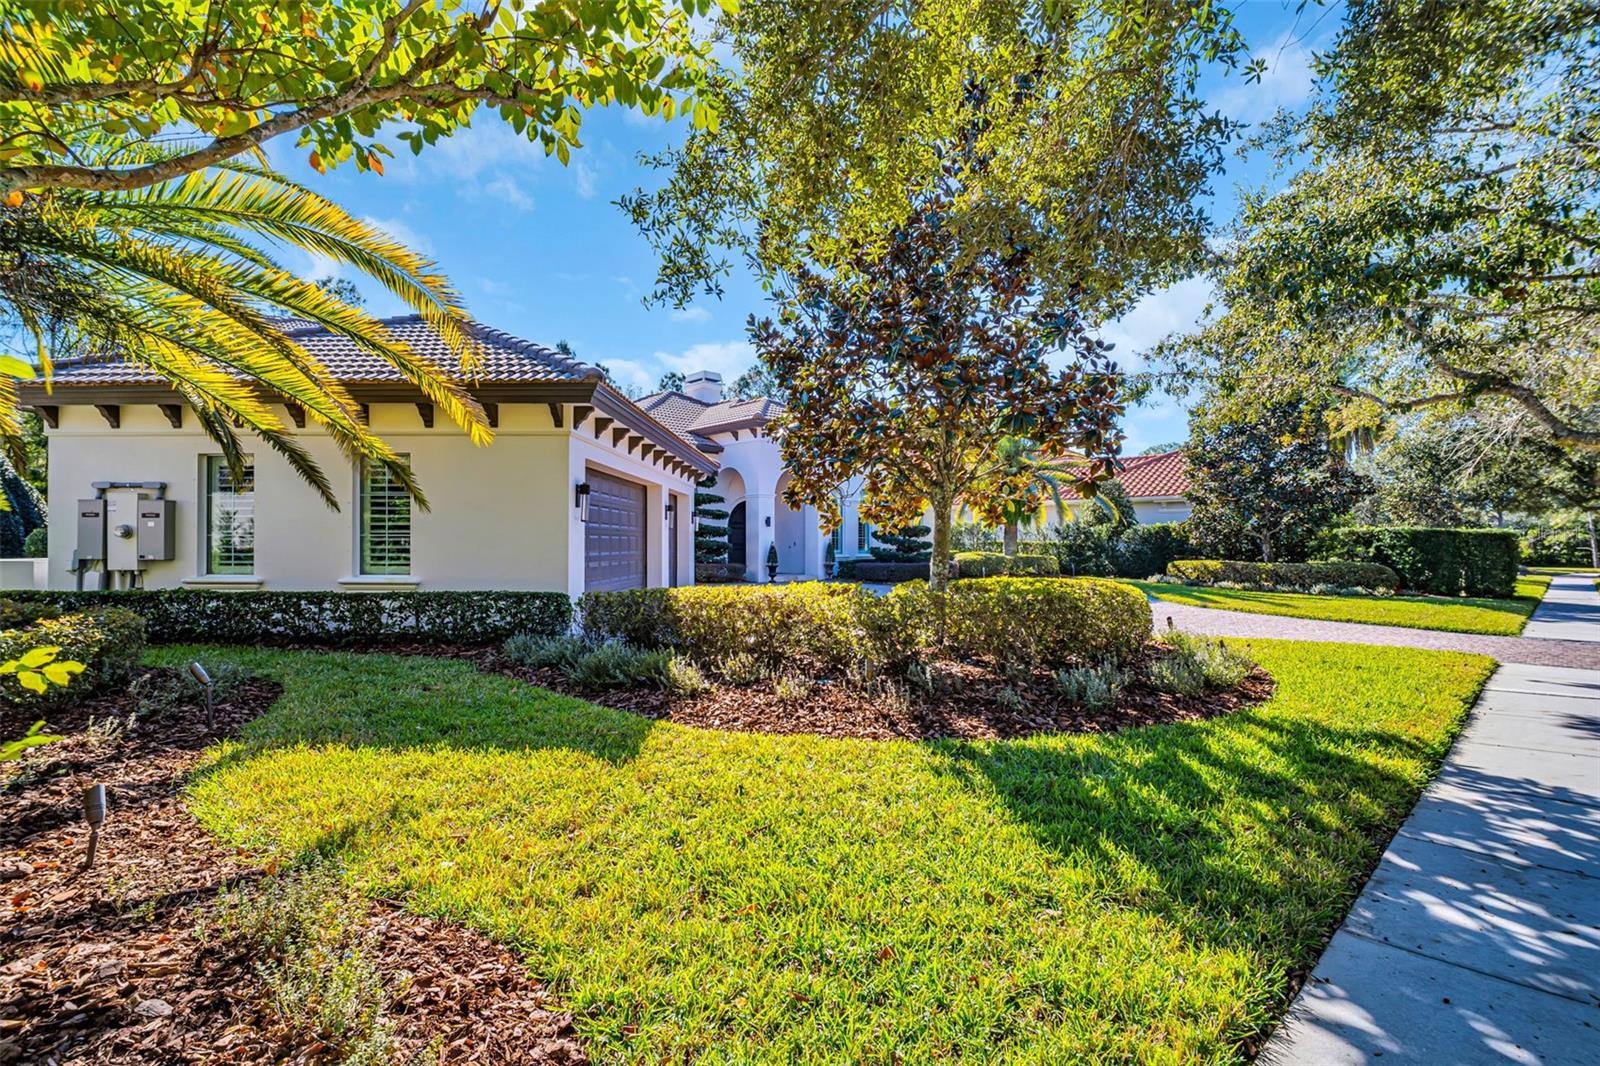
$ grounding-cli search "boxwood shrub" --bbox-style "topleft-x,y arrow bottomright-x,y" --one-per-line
835,559 -> 943,583
0,607 -> 146,705
1314,527 -> 1520,597
580,576 -> 1151,676
0,590 -> 571,645
953,552 -> 1060,578
1166,559 -> 1400,592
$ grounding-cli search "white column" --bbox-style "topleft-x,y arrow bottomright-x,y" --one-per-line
748,492 -> 776,582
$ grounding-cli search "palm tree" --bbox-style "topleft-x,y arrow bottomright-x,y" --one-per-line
982,436 -> 1119,555
0,142 -> 488,508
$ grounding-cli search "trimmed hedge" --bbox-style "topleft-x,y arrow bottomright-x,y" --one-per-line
953,552 -> 1060,578
835,559 -> 944,583
0,608 -> 146,705
694,562 -> 747,583
1315,527 -> 1520,597
579,576 -> 1151,675
1166,559 -> 1400,592
0,590 -> 571,645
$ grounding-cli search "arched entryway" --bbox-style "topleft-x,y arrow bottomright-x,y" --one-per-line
727,502 -> 747,567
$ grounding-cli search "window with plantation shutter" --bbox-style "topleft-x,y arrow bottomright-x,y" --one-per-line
360,458 -> 412,575
204,456 -> 254,574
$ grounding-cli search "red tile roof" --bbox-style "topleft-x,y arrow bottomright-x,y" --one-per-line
1114,450 -> 1190,499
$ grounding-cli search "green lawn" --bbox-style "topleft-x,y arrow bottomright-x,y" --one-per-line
1128,575 -> 1552,636
171,642 -> 1492,1064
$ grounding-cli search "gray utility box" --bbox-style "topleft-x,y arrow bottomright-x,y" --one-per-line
76,498 -> 106,562
136,499 -> 175,562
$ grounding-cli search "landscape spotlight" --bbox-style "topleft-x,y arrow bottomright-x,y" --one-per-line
82,783 -> 107,870
188,660 -> 214,730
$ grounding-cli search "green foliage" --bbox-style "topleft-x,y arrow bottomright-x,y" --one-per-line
1032,523 -> 1118,577
0,607 -> 144,704
833,559 -> 937,583
765,542 -> 780,571
868,525 -> 932,563
750,173 -> 1125,591
21,524 -> 46,558
1185,395 -> 1367,563
582,576 -> 1151,677
503,633 -> 589,672
1077,479 -> 1136,533
693,561 -> 746,583
0,590 -> 571,645
1,720 -> 63,762
730,364 -> 788,404
1147,632 -> 1253,697
0,454 -> 44,556
1315,527 -> 1521,598
953,552 -> 1059,578
180,640 -> 1493,1061
1166,560 -> 1400,593
626,1 -> 1248,311
1521,517 -> 1598,567
567,643 -> 675,690
693,475 -> 730,563
215,863 -> 397,1063
1052,660 -> 1129,710
1112,523 -> 1195,579
0,598 -> 59,629
1154,0 -> 1599,454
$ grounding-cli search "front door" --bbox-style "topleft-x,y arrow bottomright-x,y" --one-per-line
584,469 -> 647,592
727,502 -> 746,567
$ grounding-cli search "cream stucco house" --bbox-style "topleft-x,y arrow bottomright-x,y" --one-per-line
19,316 -> 714,595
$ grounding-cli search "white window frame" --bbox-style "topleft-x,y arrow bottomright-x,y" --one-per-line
357,457 -> 413,576
202,455 -> 255,575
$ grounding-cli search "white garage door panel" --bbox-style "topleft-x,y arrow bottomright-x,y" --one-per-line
584,469 -> 647,591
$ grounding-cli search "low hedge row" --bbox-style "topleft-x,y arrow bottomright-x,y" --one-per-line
1167,559 -> 1400,592
952,552 -> 1060,578
694,562 -> 746,583
0,608 -> 146,705
0,590 -> 572,645
834,559 -> 944,583
579,576 -> 1151,674
1315,527 -> 1520,598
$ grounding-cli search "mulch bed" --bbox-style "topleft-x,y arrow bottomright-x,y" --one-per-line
473,642 -> 1276,742
0,670 -> 585,1065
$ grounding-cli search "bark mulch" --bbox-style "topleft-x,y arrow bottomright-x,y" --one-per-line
474,643 -> 1276,742
0,670 -> 584,1066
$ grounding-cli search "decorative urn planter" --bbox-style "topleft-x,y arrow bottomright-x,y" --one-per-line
766,543 -> 780,582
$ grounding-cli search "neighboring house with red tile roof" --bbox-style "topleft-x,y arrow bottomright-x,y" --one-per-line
15,315 -> 714,595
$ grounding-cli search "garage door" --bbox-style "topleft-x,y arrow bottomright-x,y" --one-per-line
584,469 -> 647,592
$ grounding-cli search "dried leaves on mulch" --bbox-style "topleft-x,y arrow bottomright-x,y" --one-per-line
478,643 -> 1276,742
0,671 -> 585,1066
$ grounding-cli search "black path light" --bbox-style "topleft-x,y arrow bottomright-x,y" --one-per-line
81,783 -> 107,871
188,660 -> 214,730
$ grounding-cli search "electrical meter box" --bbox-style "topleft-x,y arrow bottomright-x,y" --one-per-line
136,499 -> 175,562
76,498 -> 106,562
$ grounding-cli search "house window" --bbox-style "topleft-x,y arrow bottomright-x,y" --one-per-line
360,458 -> 412,574
204,456 -> 254,574
830,526 -> 844,554
857,519 -> 871,555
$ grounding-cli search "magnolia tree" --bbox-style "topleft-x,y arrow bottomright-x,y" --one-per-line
751,182 -> 1124,591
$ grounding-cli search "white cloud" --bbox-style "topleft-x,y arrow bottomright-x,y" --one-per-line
651,340 -> 756,380
669,306 -> 712,324
573,159 -> 599,199
360,215 -> 435,256
482,174 -> 534,211
1095,276 -> 1215,369
477,277 -> 514,296
1212,32 -> 1316,125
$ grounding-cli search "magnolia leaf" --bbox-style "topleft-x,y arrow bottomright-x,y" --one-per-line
17,645 -> 60,669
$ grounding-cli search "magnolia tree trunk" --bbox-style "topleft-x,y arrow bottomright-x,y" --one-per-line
1003,520 -> 1019,556
1259,533 -> 1275,564
1588,513 -> 1598,569
929,497 -> 954,592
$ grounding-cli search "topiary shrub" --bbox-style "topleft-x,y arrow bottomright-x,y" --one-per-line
1166,559 -> 1399,592
0,607 -> 146,705
953,552 -> 1060,578
1314,527 -> 1520,597
21,525 -> 47,559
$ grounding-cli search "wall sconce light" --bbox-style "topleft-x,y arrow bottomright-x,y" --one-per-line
574,481 -> 592,522
665,500 -> 677,522
764,515 -> 772,528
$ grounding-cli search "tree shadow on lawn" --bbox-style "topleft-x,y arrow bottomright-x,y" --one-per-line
931,708 -> 1456,964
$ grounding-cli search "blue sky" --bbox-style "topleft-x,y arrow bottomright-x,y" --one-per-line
272,1 -> 1332,454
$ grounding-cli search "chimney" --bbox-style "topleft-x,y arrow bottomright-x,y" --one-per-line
684,370 -> 723,403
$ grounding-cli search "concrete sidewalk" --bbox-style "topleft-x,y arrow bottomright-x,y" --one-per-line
1259,662 -> 1600,1065
1522,573 -> 1600,643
